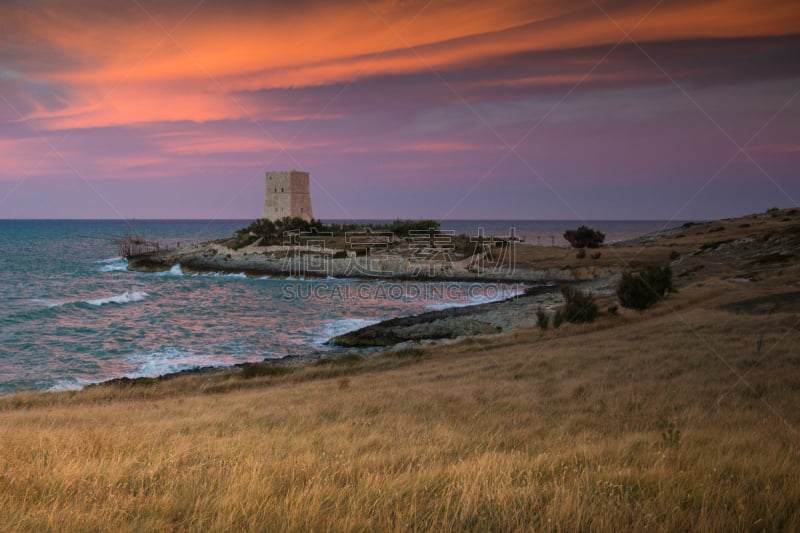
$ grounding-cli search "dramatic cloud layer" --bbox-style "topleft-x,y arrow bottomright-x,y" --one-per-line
0,0 -> 798,219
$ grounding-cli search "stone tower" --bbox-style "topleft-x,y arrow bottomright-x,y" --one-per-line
262,170 -> 314,221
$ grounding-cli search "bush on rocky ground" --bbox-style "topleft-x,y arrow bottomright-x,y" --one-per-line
564,225 -> 605,248
536,306 -> 549,330
560,286 -> 599,323
616,265 -> 674,310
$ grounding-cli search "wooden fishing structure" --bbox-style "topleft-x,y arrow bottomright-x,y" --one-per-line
113,227 -> 160,259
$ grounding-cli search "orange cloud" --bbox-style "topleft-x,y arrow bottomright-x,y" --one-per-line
3,0 -> 798,131
24,85 -> 245,129
28,0 -> 800,87
153,130 -> 333,155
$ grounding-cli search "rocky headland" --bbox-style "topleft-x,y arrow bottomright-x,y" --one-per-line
127,239 -> 621,283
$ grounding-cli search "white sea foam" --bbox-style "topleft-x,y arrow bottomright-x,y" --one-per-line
466,286 -> 525,305
152,264 -> 184,276
156,265 -> 251,279
47,377 -> 98,392
30,291 -> 148,308
30,298 -> 64,308
199,271 -> 247,279
123,348 -> 238,378
85,291 -> 149,306
97,257 -> 129,272
422,286 -> 525,311
319,318 -> 381,343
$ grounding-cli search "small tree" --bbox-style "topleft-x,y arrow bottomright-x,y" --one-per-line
536,306 -> 549,330
564,225 -> 605,248
553,310 -> 564,328
616,265 -> 674,310
560,286 -> 599,323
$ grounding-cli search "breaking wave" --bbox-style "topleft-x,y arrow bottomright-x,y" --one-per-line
29,298 -> 63,308
319,318 -> 381,341
96,257 -> 129,272
155,264 -> 253,279
28,290 -> 148,309
47,377 -> 99,392
85,291 -> 149,306
122,348 -> 244,379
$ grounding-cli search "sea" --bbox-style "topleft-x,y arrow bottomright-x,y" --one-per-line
0,219 -> 688,395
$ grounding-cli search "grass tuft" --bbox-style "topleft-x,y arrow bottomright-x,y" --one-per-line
240,363 -> 292,379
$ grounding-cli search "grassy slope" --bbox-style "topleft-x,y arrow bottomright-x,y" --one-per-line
1,210 -> 799,532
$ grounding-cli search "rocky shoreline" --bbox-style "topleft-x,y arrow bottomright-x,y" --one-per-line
328,284 -> 560,347
127,240 -> 622,284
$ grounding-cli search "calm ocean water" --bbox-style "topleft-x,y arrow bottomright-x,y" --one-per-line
0,219 -> 686,394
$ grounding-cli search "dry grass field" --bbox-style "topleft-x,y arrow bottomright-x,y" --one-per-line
1,209 -> 799,531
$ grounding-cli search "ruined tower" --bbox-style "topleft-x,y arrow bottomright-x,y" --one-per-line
262,170 -> 314,221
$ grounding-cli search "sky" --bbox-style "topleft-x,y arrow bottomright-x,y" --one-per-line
0,0 -> 798,221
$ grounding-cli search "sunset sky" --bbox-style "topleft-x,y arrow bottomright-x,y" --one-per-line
1,0 -> 798,220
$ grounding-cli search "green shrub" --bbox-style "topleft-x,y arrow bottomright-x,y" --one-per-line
389,219 -> 440,237
389,348 -> 426,358
234,217 -> 324,247
536,306 -> 549,330
616,265 -> 674,310
553,310 -> 564,328
564,225 -> 605,248
560,286 -> 599,323
240,363 -> 292,379
314,354 -> 364,366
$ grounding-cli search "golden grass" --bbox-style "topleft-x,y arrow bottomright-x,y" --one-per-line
2,276 -> 799,531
